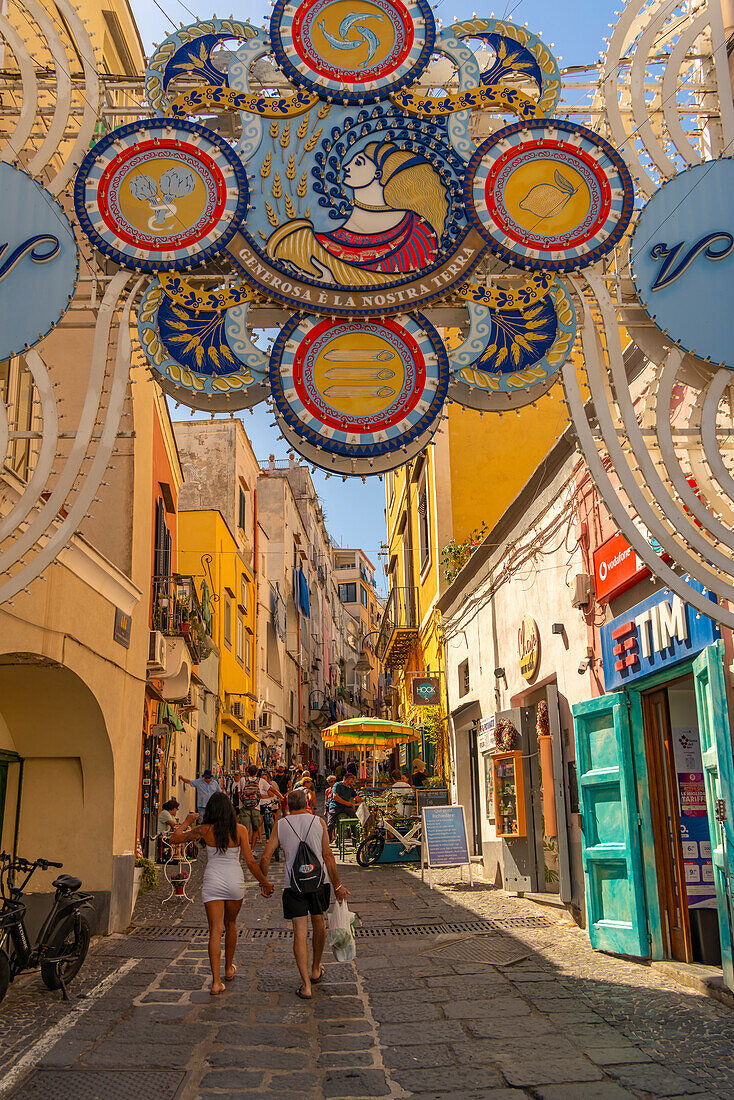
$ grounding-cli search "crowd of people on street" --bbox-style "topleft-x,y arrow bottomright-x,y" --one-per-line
155,755 -> 430,997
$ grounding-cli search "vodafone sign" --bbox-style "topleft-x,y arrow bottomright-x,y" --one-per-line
593,532 -> 651,603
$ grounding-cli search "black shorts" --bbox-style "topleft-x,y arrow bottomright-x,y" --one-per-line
282,884 -> 331,920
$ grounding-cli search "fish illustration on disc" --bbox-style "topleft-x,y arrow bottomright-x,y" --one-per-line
519,169 -> 578,220
317,12 -> 385,68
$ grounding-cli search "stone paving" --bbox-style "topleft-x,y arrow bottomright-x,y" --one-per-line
0,845 -> 732,1099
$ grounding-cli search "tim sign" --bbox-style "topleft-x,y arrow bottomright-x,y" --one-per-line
600,584 -> 719,691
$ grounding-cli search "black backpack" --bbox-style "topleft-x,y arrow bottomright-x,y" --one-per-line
285,817 -> 325,895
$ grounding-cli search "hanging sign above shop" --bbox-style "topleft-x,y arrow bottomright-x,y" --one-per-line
600,582 -> 719,692
631,159 -> 734,369
0,164 -> 78,361
477,715 -> 496,755
410,673 -> 441,707
518,616 -> 540,682
593,531 -> 651,603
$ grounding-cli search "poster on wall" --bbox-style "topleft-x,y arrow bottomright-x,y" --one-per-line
484,755 -> 495,825
672,725 -> 716,908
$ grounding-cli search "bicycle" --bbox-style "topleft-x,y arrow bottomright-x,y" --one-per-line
0,852 -> 94,1003
355,799 -> 423,867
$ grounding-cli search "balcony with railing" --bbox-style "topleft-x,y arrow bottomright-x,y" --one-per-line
375,586 -> 419,670
152,574 -> 209,665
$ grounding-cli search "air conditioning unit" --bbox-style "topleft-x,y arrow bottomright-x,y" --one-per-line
231,700 -> 245,719
147,630 -> 166,674
259,710 -> 272,731
571,573 -> 592,609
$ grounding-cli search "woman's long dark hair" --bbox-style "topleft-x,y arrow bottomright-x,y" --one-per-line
202,792 -> 238,853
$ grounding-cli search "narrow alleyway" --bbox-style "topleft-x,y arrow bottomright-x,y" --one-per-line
0,849 -> 732,1099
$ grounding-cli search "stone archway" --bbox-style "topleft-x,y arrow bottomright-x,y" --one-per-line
0,655 -> 116,933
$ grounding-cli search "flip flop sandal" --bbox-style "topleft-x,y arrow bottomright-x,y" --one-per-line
296,986 -> 312,1000
311,966 -> 325,984
225,965 -> 237,981
210,985 -> 226,996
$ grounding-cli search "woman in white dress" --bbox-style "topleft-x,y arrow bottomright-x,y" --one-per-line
171,792 -> 274,994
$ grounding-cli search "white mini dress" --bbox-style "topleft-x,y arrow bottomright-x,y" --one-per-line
201,845 -> 246,903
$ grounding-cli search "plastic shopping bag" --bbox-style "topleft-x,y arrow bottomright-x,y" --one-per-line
356,802 -> 370,826
327,899 -> 356,962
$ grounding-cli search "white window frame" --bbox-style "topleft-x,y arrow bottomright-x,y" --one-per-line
236,613 -> 244,664
224,597 -> 232,650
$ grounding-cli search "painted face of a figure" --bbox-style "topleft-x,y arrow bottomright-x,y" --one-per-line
343,150 -> 379,189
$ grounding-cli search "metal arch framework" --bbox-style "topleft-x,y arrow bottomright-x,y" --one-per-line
599,0 -> 734,195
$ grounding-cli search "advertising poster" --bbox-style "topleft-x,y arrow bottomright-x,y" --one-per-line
672,726 -> 716,908
484,755 -> 495,824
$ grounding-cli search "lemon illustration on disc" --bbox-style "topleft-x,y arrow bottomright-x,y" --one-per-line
519,169 -> 578,220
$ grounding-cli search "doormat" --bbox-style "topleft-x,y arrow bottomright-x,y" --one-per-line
8,1069 -> 186,1099
422,933 -> 531,966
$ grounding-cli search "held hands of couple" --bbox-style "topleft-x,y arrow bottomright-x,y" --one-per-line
260,880 -> 275,898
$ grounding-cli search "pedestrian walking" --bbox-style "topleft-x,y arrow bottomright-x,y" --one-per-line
179,768 -> 221,819
273,764 -> 291,815
257,768 -> 283,847
171,793 -> 274,994
323,774 -> 337,817
237,764 -> 261,846
299,775 -> 317,813
326,771 -> 361,841
259,787 -> 348,1000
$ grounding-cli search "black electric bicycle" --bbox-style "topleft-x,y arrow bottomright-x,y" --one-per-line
0,852 -> 94,1003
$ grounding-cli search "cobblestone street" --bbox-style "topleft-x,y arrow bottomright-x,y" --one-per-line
0,847 -> 732,1099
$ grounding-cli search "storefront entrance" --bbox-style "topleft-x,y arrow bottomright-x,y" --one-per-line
641,676 -> 719,965
573,640 -> 734,990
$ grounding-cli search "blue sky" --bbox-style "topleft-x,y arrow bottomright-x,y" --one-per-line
134,0 -> 619,591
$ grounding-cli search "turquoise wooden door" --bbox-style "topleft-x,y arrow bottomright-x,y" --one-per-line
693,642 -> 734,990
572,694 -> 649,956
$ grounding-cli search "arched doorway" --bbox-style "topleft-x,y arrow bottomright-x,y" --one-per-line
0,655 -> 115,934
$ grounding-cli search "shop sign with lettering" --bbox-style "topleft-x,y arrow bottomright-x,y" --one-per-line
477,715 -> 496,755
593,531 -> 651,603
410,674 -> 441,707
600,582 -> 719,691
518,616 -> 540,682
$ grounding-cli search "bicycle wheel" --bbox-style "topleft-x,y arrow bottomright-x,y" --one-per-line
41,914 -> 91,990
356,833 -> 385,867
0,949 -> 10,1004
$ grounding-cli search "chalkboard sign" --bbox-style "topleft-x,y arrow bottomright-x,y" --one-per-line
415,788 -> 449,813
422,806 -> 471,871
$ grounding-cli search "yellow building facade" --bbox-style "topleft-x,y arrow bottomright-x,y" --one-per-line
380,393 -> 572,777
178,510 -> 258,770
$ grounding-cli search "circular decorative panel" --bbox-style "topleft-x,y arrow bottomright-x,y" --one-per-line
270,0 -> 435,105
270,311 -> 448,458
74,119 -> 248,272
137,281 -> 268,412
449,280 -> 577,411
631,159 -> 734,369
0,164 -> 78,360
466,119 -> 634,272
